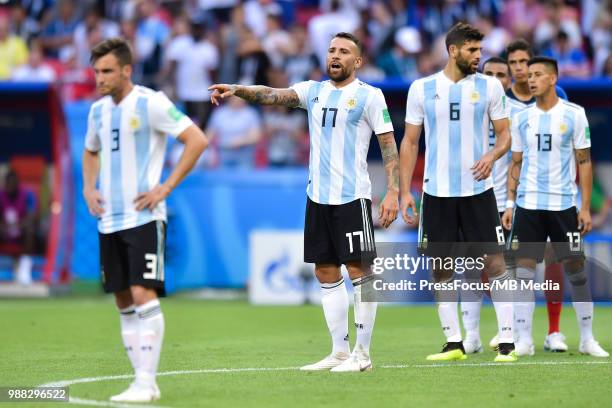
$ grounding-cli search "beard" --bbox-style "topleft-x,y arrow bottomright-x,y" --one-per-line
456,56 -> 477,75
327,64 -> 352,82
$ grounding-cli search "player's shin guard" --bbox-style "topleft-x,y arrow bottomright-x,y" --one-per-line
352,276 -> 377,354
489,271 -> 514,343
320,278 -> 350,355
119,305 -> 140,372
136,299 -> 165,386
515,267 -> 536,342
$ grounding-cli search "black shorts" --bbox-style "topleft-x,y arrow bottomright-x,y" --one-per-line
509,206 -> 584,263
418,188 -> 505,258
99,220 -> 166,296
304,197 -> 376,265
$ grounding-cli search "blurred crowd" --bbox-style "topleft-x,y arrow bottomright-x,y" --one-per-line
1,0 -> 612,168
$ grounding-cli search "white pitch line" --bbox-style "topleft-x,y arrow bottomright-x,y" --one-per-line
40,360 -> 611,408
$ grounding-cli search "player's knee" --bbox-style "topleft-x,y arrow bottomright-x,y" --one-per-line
432,268 -> 453,283
517,257 -> 537,270
484,253 -> 505,278
130,285 -> 158,306
345,261 -> 368,281
564,258 -> 585,276
114,289 -> 133,309
314,264 -> 342,284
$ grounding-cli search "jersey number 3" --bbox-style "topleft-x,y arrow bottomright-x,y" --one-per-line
112,129 -> 120,152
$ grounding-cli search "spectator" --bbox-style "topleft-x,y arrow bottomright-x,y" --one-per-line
199,0 -> 239,24
367,0 -> 395,59
359,51 -> 385,82
39,0 -> 80,58
9,0 -> 39,44
262,105 -> 307,167
0,13 -> 28,80
244,0 -> 282,39
285,25 -> 320,85
134,0 -> 170,88
0,170 -> 35,285
590,0 -> 612,76
308,0 -> 360,70
534,0 -> 582,50
59,46 -> 96,101
236,28 -> 271,86
11,40 -> 56,82
218,4 -> 247,84
165,15 -> 219,129
499,0 -> 545,40
206,96 -> 262,168
543,30 -> 590,79
262,12 -> 292,69
474,14 -> 510,62
73,6 -> 119,68
377,27 -> 422,80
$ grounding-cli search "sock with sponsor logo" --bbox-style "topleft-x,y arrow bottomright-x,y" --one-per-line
490,271 -> 514,344
352,275 -> 377,356
119,305 -> 139,372
572,302 -> 594,343
320,278 -> 350,355
435,276 -> 461,343
515,267 -> 535,343
136,299 -> 164,386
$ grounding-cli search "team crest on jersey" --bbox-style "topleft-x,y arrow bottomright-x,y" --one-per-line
511,235 -> 519,251
559,122 -> 568,134
470,91 -> 480,103
129,116 -> 140,130
346,97 -> 357,109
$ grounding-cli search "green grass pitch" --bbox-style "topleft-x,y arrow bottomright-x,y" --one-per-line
1,297 -> 610,407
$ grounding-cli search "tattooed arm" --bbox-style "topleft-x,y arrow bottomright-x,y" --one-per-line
576,147 -> 593,234
501,151 -> 523,230
377,132 -> 400,228
209,84 -> 300,108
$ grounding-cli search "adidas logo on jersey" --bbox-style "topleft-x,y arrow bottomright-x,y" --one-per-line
311,97 -> 319,103
434,94 -> 440,100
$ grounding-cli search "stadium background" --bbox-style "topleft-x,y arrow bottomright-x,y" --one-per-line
1,0 -> 612,298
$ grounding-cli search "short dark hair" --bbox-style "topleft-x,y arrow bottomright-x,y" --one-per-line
90,37 -> 133,66
445,22 -> 484,51
333,32 -> 363,54
506,38 -> 532,58
528,56 -> 558,76
483,56 -> 509,69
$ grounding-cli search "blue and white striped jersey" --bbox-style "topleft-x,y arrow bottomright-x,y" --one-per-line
85,85 -> 193,233
405,71 -> 509,197
511,99 -> 591,211
489,97 -> 528,212
291,79 -> 394,205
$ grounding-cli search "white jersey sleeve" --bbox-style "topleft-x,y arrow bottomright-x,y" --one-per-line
510,111 -> 524,152
84,107 -> 100,152
404,80 -> 424,125
365,88 -> 394,135
488,79 -> 509,121
149,91 -> 193,137
573,107 -> 591,149
290,80 -> 315,110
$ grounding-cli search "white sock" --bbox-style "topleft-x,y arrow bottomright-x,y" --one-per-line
490,271 -> 514,344
119,305 -> 140,372
320,278 -> 350,355
438,302 -> 461,342
572,301 -> 594,343
515,266 -> 536,343
460,297 -> 482,340
136,299 -> 164,386
352,276 -> 377,355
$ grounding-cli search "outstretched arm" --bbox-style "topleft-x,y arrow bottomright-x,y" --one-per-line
209,84 -> 300,108
377,131 -> 400,228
